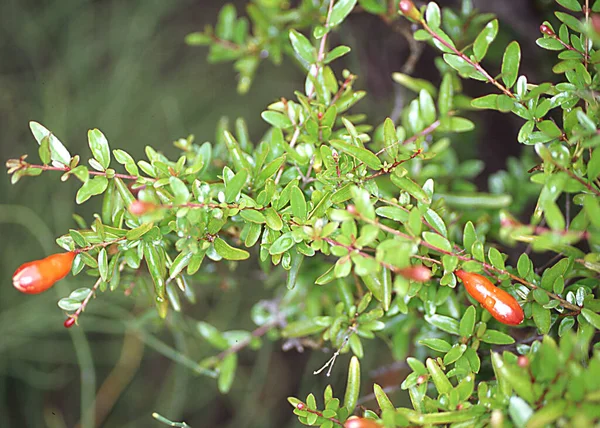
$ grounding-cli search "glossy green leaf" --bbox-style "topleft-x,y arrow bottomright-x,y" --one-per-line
329,0 -> 357,27
330,139 -> 382,170
30,121 -> 71,166
218,353 -> 237,394
343,355 -> 360,412
225,169 -> 248,203
76,176 -> 109,204
501,41 -> 521,88
88,128 -> 110,170
459,306 -> 476,337
419,338 -> 452,352
214,237 -> 250,261
289,29 -> 315,64
473,19 -> 498,61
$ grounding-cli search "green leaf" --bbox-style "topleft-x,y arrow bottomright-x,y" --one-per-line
501,41 -> 521,88
425,2 -> 441,27
439,117 -> 475,132
463,221 -> 477,251
269,232 -> 295,255
255,155 -> 286,189
583,195 -> 600,228
537,120 -> 562,138
418,338 -> 452,352
556,0 -> 582,11
113,149 -> 139,176
357,0 -> 386,14
88,128 -> 111,170
126,222 -> 154,241
443,344 -> 467,365
555,11 -> 583,32
373,383 -> 394,413
473,19 -> 498,61
419,89 -> 436,125
289,29 -> 315,64
58,298 -> 82,311
197,321 -> 229,349
425,314 -> 460,335
422,231 -> 452,253
343,356 -> 360,412
351,187 -> 375,220
330,139 -> 382,170
143,243 -> 166,299
532,303 -> 551,334
261,111 -> 293,129
264,207 -> 284,231
329,0 -> 357,27
225,169 -> 248,203
459,306 -> 476,337
581,308 -> 600,329
488,247 -> 505,270
76,176 -> 109,204
98,248 -> 109,281
481,330 -> 515,345
443,53 -> 478,76
424,209 -> 447,236
438,73 -> 453,116
239,209 -> 266,224
185,32 -> 211,45
426,358 -> 453,394
527,401 -> 567,428
324,45 -> 351,64
391,174 -> 431,205
471,94 -> 499,109
290,186 -> 307,219
29,121 -> 71,166
218,353 -> 237,394
69,288 -> 91,301
286,249 -> 304,289
214,237 -> 250,261
509,396 -> 533,428
38,135 -> 51,165
169,251 -> 193,280
536,37 -> 565,51
170,176 -> 191,205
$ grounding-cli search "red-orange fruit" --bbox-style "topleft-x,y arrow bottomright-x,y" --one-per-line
455,270 -> 524,326
13,251 -> 76,294
344,416 -> 383,428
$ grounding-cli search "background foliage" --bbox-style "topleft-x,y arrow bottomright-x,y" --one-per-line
2,0 -> 599,427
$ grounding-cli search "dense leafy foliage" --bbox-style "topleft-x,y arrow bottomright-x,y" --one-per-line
6,0 -> 600,426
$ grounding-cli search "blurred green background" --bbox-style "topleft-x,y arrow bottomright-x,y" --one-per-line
0,0 -> 552,427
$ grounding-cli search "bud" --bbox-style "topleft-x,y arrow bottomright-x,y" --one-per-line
128,200 -> 157,216
517,355 -> 529,367
296,402 -> 305,410
398,0 -> 421,21
64,317 -> 77,328
539,24 -> 554,36
398,265 -> 432,282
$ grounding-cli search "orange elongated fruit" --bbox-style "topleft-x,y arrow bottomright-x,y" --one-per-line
455,270 -> 524,326
13,251 -> 76,294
